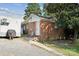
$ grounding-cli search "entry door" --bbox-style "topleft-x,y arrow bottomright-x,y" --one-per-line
36,21 -> 40,35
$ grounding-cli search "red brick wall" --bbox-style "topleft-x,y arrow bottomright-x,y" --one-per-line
39,19 -> 64,40
27,19 -> 64,40
27,22 -> 36,36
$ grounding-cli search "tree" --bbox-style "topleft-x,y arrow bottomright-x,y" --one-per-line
45,3 -> 79,41
24,3 -> 41,19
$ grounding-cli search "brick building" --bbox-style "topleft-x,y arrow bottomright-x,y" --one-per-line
27,14 -> 64,40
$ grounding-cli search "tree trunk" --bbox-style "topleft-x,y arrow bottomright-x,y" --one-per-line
72,30 -> 78,43
74,30 -> 78,40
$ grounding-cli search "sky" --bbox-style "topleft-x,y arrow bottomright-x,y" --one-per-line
0,3 -> 43,17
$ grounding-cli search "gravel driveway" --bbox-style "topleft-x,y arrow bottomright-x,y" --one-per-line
0,38 -> 60,56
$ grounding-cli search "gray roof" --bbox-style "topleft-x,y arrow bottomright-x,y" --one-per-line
27,14 -> 57,22
37,14 -> 57,22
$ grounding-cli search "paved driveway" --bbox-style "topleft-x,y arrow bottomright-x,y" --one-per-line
0,38 -> 60,56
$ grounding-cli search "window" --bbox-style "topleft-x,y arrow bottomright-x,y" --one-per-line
0,18 -> 9,26
1,22 -> 9,25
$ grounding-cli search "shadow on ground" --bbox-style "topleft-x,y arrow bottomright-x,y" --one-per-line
0,37 -> 19,40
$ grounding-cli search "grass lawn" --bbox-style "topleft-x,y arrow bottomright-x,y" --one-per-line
39,39 -> 79,56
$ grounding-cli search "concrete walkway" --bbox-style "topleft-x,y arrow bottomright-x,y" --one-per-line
0,38 -> 60,56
